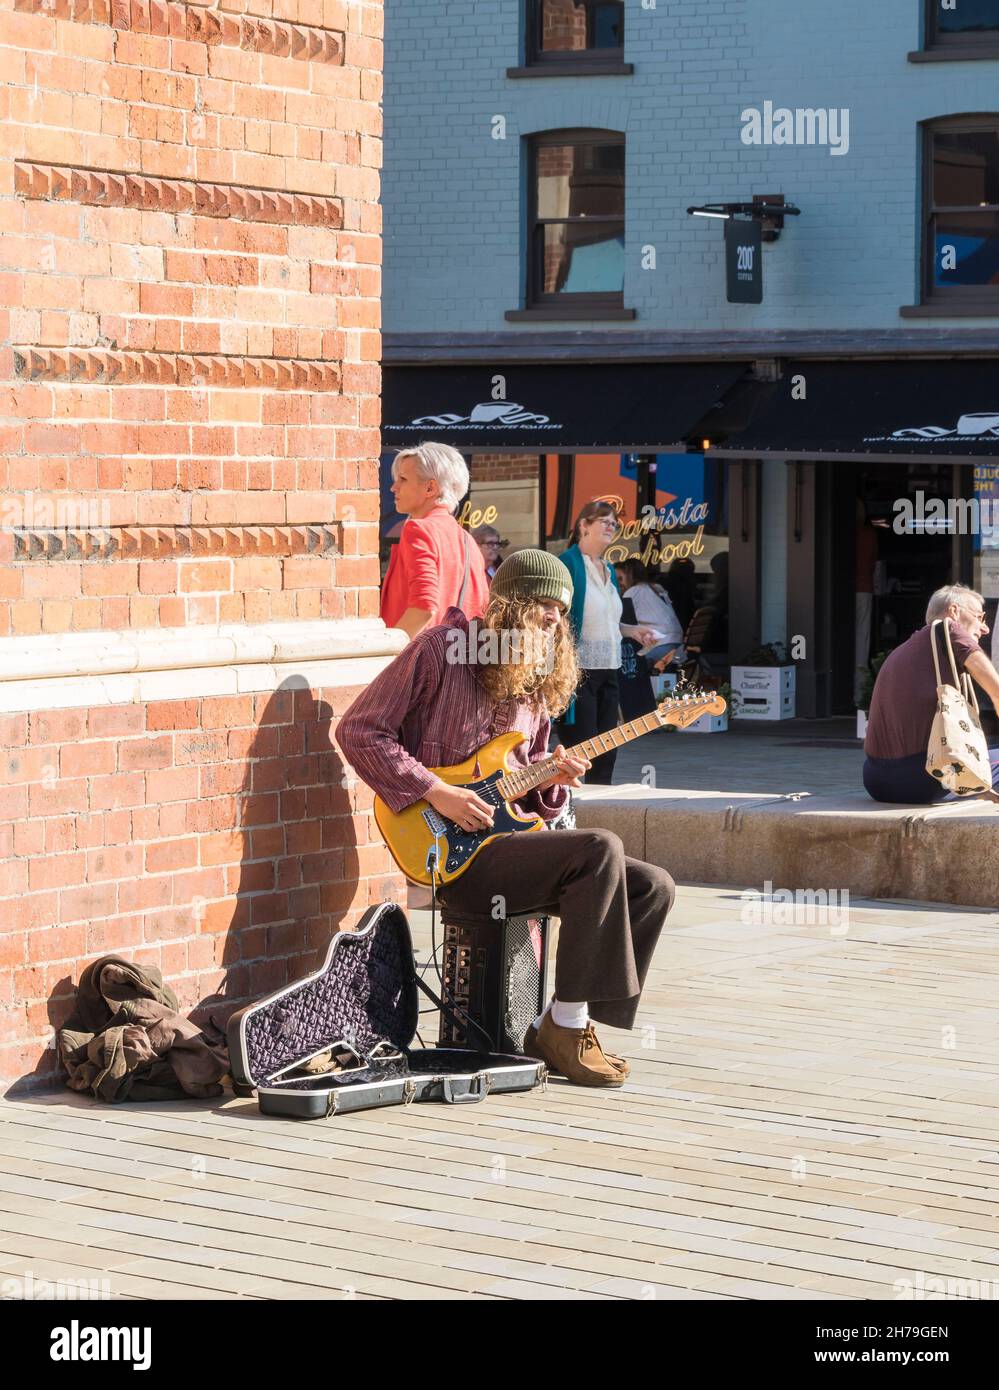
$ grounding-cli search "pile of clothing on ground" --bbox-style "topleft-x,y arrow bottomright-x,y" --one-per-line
57,956 -> 230,1103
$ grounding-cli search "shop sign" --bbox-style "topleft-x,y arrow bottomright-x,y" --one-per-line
725,218 -> 762,304
597,494 -> 712,567
457,501 -> 499,529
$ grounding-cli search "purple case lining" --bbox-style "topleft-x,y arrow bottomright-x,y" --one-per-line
238,902 -> 420,1087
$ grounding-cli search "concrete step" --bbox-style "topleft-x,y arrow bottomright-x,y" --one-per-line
572,785 -> 999,909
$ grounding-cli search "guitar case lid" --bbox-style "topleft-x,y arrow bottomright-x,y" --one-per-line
227,901 -> 420,1091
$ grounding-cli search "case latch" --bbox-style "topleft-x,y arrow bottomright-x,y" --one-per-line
325,1089 -> 339,1118
402,1079 -> 417,1107
441,1072 -> 492,1105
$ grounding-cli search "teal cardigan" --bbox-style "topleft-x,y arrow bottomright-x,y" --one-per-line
559,543 -> 622,725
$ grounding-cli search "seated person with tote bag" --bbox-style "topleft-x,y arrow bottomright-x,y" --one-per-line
863,585 -> 999,804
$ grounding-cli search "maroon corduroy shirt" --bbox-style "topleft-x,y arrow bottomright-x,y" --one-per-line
336,608 -> 569,822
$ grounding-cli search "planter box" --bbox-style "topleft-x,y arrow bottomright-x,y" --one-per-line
678,710 -> 729,733
731,664 -> 795,720
651,672 -> 678,702
857,708 -> 868,739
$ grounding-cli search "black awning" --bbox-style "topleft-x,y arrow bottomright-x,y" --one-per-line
382,362 -> 747,450
714,359 -> 999,457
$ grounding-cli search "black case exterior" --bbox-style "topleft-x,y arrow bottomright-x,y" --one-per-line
226,902 -> 545,1119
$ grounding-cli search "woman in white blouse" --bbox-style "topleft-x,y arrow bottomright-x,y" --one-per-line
614,556 -> 686,670
557,502 -> 658,783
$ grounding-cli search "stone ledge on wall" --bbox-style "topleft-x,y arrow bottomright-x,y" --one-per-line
0,619 -> 407,713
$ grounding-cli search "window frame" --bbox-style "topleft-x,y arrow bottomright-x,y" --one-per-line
523,128 -> 627,314
525,0 -> 627,70
924,0 -> 999,56
919,114 -> 999,309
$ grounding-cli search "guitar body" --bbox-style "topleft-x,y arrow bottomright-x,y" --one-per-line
373,732 -> 545,888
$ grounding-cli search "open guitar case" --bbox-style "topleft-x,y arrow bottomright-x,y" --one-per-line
226,901 -> 546,1118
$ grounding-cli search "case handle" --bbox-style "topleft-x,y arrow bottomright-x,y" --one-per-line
441,1072 -> 491,1105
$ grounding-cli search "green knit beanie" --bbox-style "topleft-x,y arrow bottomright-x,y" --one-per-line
490,548 -> 573,610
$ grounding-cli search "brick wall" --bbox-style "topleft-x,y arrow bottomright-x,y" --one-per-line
2,0 -> 384,636
0,0 -> 397,1093
0,682 -> 406,1090
469,452 -> 539,483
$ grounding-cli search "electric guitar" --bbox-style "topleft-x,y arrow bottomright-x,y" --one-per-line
373,689 -> 726,887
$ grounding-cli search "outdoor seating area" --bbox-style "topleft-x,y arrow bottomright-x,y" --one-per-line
592,719 -> 999,908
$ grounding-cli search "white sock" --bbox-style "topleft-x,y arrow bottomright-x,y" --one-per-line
551,999 -> 589,1030
531,1001 -> 551,1031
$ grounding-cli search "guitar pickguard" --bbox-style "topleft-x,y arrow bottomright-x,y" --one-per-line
419,770 -> 535,879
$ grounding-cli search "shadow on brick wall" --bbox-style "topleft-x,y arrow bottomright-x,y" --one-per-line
193,679 -> 362,1031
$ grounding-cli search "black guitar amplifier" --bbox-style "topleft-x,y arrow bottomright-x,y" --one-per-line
437,909 -> 551,1053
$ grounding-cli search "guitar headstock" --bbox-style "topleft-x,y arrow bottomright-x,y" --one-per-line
655,687 -> 727,729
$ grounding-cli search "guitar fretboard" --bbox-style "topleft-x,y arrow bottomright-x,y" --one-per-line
496,701 -> 698,802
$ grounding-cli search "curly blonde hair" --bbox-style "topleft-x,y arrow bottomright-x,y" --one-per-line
475,594 -> 580,717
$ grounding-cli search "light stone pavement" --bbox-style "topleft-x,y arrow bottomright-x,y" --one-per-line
610,716 -> 866,797
1,885 -> 998,1300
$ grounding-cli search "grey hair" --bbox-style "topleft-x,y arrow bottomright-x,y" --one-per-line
392,442 -> 469,515
926,583 -> 984,624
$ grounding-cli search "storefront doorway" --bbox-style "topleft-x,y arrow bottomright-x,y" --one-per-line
829,460 -> 977,714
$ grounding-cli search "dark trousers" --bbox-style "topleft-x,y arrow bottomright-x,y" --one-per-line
438,828 -> 675,1030
558,668 -> 621,784
864,747 -> 999,805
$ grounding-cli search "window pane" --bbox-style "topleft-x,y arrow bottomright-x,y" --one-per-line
539,0 -> 623,53
933,129 -> 999,206
933,211 -> 999,286
935,0 -> 999,34
538,222 -> 625,294
536,142 -> 625,220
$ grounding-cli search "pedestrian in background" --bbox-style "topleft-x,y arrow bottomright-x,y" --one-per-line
558,501 -> 657,783
380,442 -> 489,640
471,523 -> 507,582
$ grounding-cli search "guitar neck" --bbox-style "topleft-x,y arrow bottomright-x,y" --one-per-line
496,709 -> 663,803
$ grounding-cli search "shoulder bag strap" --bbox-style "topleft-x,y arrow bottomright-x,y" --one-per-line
456,526 -> 471,610
940,617 -> 962,689
930,619 -> 945,688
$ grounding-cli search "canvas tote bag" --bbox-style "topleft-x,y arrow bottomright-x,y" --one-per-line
926,619 -> 992,794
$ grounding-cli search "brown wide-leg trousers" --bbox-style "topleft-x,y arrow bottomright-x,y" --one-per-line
437,828 -> 675,1030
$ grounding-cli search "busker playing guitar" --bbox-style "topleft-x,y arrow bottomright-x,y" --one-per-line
337,548 -> 676,1088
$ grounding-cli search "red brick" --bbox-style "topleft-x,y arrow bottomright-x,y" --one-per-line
30,708 -> 88,746
28,853 -> 86,892
59,741 -> 117,778
119,736 -> 173,772
145,838 -> 198,873
88,706 -> 145,738
88,772 -> 145,811
147,700 -> 201,731
59,883 -> 116,925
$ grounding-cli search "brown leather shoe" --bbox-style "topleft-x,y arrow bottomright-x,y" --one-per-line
523,1019 -> 630,1076
528,1013 -> 624,1088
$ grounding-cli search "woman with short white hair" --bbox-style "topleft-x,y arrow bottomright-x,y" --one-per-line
381,442 -> 489,640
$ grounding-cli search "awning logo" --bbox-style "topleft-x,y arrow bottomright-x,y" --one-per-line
869,413 -> 999,442
385,401 -> 561,430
